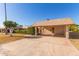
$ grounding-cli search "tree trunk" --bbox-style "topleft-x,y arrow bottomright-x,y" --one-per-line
5,28 -> 8,35
9,28 -> 13,37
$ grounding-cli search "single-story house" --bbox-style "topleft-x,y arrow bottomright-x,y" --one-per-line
32,18 -> 75,39
0,26 -> 5,33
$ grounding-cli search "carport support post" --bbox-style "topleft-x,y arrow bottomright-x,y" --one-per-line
35,27 -> 37,35
66,25 -> 69,39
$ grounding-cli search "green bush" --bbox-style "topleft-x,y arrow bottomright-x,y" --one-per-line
14,27 -> 35,35
26,27 -> 35,35
14,29 -> 27,34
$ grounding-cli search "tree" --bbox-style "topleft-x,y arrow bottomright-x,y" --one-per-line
3,20 -> 18,36
3,21 -> 18,28
69,24 -> 79,32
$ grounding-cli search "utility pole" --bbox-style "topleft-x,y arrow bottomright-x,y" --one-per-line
4,3 -> 7,21
4,3 -> 7,34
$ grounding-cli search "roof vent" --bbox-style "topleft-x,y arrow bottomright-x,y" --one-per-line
46,18 -> 50,21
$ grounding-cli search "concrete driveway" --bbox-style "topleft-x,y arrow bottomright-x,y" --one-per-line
0,36 -> 79,56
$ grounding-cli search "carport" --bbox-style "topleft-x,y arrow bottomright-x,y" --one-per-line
32,18 -> 74,39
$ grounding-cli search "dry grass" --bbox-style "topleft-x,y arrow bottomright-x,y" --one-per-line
0,33 -> 25,44
70,39 -> 79,50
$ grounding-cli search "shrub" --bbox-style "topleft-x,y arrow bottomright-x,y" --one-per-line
26,27 -> 35,35
14,27 -> 35,35
14,29 -> 27,34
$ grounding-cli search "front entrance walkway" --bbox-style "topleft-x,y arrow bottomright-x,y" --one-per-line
0,36 -> 79,56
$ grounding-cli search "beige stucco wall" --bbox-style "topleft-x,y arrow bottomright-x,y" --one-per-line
54,26 -> 66,37
41,26 -> 54,35
38,25 -> 66,36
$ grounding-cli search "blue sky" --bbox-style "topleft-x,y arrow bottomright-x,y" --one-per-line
0,3 -> 79,27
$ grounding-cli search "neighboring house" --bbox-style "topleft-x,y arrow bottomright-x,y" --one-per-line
0,28 -> 5,33
0,26 -> 5,33
22,25 -> 30,29
32,18 -> 75,39
16,25 -> 29,30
